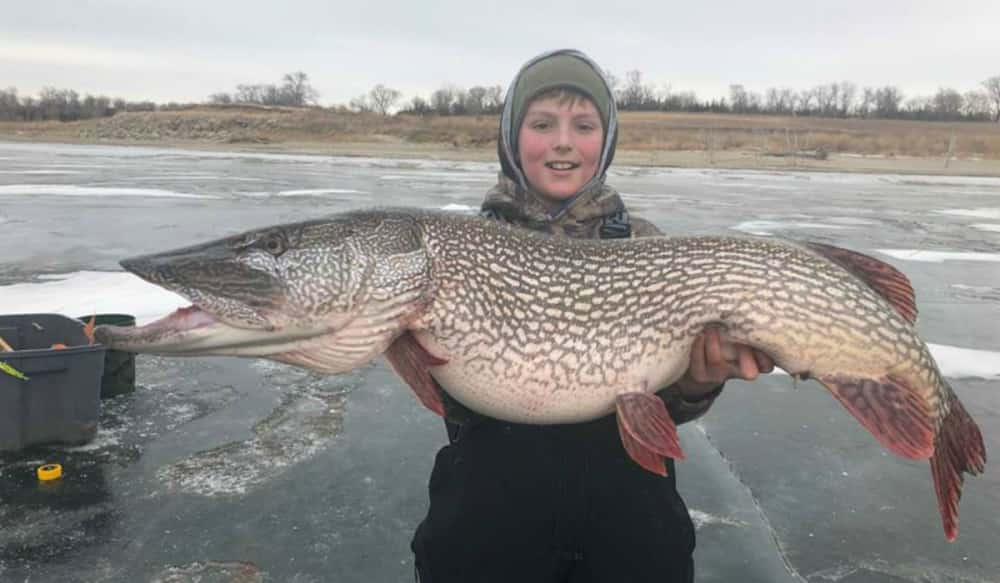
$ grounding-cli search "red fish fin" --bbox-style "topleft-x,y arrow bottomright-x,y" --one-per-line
818,374 -> 936,460
929,385 -> 986,541
615,392 -> 685,476
803,242 -> 918,323
384,331 -> 448,417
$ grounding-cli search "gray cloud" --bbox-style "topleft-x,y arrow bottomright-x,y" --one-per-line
2,0 -> 998,104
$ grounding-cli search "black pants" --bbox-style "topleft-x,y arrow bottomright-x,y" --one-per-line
411,415 -> 696,583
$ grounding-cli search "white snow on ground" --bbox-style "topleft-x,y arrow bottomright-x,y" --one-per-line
971,223 -> 1000,233
616,166 -> 1000,189
441,203 -> 476,212
0,170 -> 85,175
275,188 -> 367,196
0,184 -> 217,199
4,270 -> 999,379
0,271 -> 187,325
129,174 -> 266,181
3,141 -> 500,173
875,249 -> 1000,263
935,208 -> 1000,220
379,171 -> 492,182
925,344 -> 1000,379
688,509 -> 748,529
732,220 -> 856,236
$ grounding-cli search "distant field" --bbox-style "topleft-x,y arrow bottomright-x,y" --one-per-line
2,106 -> 1000,175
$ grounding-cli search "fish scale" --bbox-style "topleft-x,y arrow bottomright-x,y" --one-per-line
420,217 -> 914,412
95,207 -> 986,541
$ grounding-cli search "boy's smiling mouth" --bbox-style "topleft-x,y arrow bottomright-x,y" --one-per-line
545,161 -> 580,170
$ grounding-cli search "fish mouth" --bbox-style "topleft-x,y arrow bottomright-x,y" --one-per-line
95,301 -> 342,357
136,304 -> 220,336
94,303 -> 235,354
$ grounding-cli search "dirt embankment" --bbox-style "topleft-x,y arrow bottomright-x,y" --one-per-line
3,106 -> 1000,176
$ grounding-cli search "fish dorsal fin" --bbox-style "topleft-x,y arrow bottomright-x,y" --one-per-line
803,241 -> 918,324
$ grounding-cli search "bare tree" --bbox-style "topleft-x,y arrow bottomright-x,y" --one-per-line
812,83 -> 840,116
837,81 -> 857,116
463,86 -> 489,115
962,90 -> 992,119
482,85 -> 504,113
932,87 -> 964,120
796,88 -> 816,115
875,86 -> 904,118
983,75 -> 1000,122
765,87 -> 795,114
406,96 -> 432,115
430,86 -> 455,115
0,87 -> 21,120
729,84 -> 749,113
449,88 -> 469,115
349,95 -> 372,113
368,84 -> 401,115
858,87 -> 876,118
281,71 -> 319,106
617,70 -> 656,110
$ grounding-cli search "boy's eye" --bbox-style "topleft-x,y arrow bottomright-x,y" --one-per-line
531,120 -> 551,130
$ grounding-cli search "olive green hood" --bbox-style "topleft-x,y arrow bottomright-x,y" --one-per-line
496,49 -> 619,221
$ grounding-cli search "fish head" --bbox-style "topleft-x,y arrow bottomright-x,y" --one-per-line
95,210 -> 432,365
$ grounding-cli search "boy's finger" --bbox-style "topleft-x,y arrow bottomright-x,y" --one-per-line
689,334 -> 708,382
704,328 -> 723,367
738,347 -> 760,380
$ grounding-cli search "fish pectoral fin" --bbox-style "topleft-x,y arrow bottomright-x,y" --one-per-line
817,373 -> 936,460
384,331 -> 449,417
615,392 -> 685,477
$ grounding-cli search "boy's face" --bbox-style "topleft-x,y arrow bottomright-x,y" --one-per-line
517,96 -> 604,205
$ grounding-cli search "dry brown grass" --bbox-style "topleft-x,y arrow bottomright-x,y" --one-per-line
616,112 -> 1000,159
3,107 -> 1000,174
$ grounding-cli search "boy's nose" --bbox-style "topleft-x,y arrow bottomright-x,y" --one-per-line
552,125 -> 573,151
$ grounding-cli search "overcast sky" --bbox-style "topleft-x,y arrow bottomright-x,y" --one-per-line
2,0 -> 998,106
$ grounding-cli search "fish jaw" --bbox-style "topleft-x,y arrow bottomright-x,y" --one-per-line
94,304 -> 339,356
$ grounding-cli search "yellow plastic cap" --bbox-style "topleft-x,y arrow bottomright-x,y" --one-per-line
37,464 -> 63,481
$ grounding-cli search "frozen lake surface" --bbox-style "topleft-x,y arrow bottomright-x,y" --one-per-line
1,142 -> 999,582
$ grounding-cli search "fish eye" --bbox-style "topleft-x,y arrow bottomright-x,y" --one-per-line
262,233 -> 286,256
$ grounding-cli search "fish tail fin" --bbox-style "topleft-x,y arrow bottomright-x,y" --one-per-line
930,384 -> 986,542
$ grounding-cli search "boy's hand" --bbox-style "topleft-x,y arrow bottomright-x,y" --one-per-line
675,327 -> 775,401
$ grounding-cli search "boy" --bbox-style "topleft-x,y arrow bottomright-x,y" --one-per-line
411,48 -> 773,583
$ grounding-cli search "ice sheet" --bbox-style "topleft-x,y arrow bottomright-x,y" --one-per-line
876,249 -> 1000,263
0,184 -> 217,199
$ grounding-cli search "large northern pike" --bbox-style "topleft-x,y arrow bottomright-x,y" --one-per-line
95,208 -> 985,541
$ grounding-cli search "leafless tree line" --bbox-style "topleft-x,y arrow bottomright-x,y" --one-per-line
0,87 -> 165,122
612,71 -> 1000,122
353,84 -> 504,116
208,71 -> 319,107
382,71 -> 1000,122
3,71 -> 998,123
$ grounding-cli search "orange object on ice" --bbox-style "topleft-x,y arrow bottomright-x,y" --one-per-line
82,315 -> 97,345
